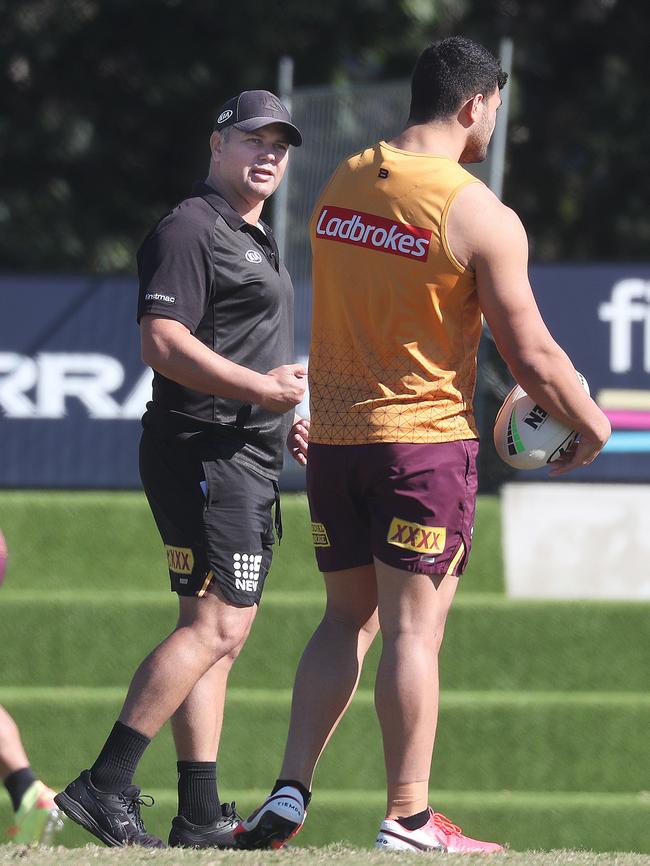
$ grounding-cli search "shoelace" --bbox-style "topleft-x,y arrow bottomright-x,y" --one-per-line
432,811 -> 463,836
221,801 -> 242,822
123,793 -> 155,833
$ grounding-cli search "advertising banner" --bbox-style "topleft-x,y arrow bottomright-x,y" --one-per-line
0,276 -> 147,488
528,264 -> 650,482
1,265 -> 649,488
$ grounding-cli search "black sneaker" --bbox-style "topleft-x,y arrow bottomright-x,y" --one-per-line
234,786 -> 306,850
168,802 -> 240,848
54,770 -> 165,848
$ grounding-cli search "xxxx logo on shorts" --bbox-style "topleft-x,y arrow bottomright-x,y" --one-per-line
387,518 -> 446,554
165,545 -> 195,574
311,521 -> 331,547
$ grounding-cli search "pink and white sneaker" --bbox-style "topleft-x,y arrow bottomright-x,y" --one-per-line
233,786 -> 306,850
376,807 -> 504,854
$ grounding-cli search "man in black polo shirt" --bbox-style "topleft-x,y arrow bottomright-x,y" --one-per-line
55,91 -> 307,849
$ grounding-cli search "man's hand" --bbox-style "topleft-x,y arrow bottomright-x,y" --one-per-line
548,418 -> 611,477
259,364 -> 307,413
287,417 -> 310,465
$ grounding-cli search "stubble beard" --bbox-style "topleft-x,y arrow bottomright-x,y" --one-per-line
459,124 -> 492,165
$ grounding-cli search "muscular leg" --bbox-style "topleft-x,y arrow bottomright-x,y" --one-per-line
279,564 -> 379,786
374,558 -> 458,819
0,705 -> 29,779
120,590 -> 256,738
168,613 -> 255,830
171,612 -> 256,761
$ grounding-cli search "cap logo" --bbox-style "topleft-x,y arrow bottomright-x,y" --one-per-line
245,249 -> 263,264
217,109 -> 233,124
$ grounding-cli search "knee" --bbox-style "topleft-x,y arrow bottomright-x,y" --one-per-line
381,619 -> 447,654
324,604 -> 379,638
179,617 -> 251,666
221,633 -> 248,666
211,621 -> 251,664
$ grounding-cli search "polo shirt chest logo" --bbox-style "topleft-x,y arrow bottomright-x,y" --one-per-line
245,249 -> 263,263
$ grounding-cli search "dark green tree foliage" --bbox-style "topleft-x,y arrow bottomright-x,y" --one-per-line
463,0 -> 650,262
0,0 -> 647,270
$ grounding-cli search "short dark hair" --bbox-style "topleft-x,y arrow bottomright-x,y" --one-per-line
409,37 -> 508,123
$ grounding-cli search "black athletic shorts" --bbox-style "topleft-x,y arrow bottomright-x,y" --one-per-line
139,428 -> 280,606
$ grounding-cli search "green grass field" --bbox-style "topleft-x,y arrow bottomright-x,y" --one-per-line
2,846 -> 650,866
0,490 -> 504,595
0,491 -> 649,856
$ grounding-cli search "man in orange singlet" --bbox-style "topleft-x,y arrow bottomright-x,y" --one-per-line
235,37 -> 611,853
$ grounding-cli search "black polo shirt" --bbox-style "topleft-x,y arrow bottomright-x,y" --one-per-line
137,181 -> 295,478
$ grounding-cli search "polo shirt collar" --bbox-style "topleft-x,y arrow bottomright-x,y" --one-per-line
192,180 -> 272,234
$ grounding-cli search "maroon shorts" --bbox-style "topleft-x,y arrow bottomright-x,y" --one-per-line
306,440 -> 479,576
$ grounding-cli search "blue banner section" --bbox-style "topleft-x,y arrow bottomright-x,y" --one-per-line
1,265 -> 649,488
0,276 -> 146,488
524,264 -> 650,482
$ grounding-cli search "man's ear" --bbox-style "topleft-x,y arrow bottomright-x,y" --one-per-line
459,93 -> 484,127
467,92 -> 485,123
210,130 -> 223,159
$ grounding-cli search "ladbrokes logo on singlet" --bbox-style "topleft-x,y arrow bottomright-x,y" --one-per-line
315,206 -> 432,261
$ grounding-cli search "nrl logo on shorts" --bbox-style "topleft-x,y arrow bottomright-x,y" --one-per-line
165,545 -> 194,574
387,518 -> 446,554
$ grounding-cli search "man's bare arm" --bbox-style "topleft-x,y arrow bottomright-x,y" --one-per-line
447,184 -> 610,469
140,315 -> 306,414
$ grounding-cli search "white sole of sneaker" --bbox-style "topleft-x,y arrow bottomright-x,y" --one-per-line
376,829 -> 446,853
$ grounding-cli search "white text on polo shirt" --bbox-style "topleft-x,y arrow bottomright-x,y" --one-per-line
144,292 -> 176,304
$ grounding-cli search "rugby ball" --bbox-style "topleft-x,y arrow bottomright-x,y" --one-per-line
0,529 -> 7,587
493,372 -> 590,470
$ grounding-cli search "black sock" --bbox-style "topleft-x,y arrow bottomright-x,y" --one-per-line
272,778 -> 311,809
177,761 -> 219,825
397,808 -> 430,831
4,767 -> 37,812
90,721 -> 150,793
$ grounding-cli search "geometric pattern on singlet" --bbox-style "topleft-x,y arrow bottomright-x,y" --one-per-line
309,326 -> 477,445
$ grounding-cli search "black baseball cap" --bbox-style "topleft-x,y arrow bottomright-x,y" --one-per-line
214,90 -> 302,147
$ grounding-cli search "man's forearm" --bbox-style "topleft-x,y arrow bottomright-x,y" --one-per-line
142,320 -> 268,404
